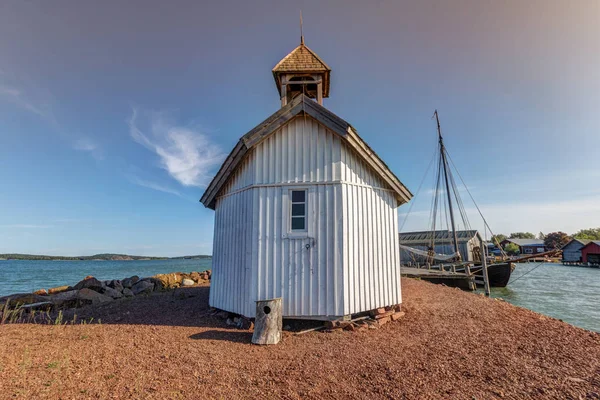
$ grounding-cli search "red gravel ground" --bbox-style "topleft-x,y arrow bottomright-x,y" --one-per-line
0,278 -> 599,399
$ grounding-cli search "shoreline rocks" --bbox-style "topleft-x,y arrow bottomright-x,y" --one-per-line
0,269 -> 212,314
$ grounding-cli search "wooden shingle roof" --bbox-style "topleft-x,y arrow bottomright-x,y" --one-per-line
272,43 -> 331,97
273,44 -> 330,72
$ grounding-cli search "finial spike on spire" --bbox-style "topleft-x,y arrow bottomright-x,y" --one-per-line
300,10 -> 304,45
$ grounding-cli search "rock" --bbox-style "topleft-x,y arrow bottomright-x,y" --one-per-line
226,318 -> 236,326
240,318 -> 254,330
73,276 -> 103,292
122,288 -> 134,297
215,310 -> 229,319
102,286 -> 123,299
182,278 -> 194,287
283,325 -> 291,331
107,280 -> 124,293
33,289 -> 48,296
391,311 -> 405,321
377,316 -> 391,327
20,301 -> 53,312
48,285 -> 71,295
131,280 -> 154,295
77,288 -> 113,305
50,290 -> 80,307
189,272 -> 201,282
372,307 -> 386,316
121,276 -> 139,289
151,273 -> 182,289
0,293 -> 49,307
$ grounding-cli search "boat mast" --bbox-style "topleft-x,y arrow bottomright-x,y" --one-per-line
434,110 -> 462,261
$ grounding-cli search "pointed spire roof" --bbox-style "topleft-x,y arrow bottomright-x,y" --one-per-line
272,41 -> 331,97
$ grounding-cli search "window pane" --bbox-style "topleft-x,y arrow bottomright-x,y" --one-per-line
291,217 -> 305,230
291,190 -> 305,203
291,203 -> 305,217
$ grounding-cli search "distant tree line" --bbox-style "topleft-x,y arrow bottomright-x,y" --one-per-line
0,253 -> 169,261
489,227 -> 600,255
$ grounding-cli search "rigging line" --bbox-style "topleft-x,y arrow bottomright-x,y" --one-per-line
450,169 -> 471,232
443,149 -> 471,231
428,148 -> 441,241
398,146 -> 438,232
430,150 -> 443,249
445,151 -> 508,258
508,261 -> 544,284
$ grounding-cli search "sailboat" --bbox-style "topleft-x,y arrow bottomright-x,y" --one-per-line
399,110 -> 515,288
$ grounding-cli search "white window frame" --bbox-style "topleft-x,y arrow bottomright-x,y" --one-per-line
282,186 -> 313,239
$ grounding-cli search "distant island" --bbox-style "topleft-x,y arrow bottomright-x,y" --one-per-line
0,253 -> 212,261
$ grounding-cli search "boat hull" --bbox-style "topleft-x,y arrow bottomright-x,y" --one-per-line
474,263 -> 514,287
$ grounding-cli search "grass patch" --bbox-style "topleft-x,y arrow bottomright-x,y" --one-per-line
47,361 -> 59,369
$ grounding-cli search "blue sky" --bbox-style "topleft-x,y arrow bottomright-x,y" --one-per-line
0,0 -> 598,256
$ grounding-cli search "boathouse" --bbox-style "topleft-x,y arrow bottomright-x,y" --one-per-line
500,238 -> 546,255
581,241 -> 600,265
561,238 -> 591,263
200,37 -> 412,319
398,230 -> 483,265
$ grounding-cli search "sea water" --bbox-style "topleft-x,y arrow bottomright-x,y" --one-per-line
0,258 -> 211,297
486,262 -> 600,332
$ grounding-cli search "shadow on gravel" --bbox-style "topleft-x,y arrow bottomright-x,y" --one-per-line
52,286 -> 230,329
9,285 -> 327,343
188,330 -> 252,343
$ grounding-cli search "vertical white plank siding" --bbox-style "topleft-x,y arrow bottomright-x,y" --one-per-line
341,142 -> 402,316
210,115 -> 402,318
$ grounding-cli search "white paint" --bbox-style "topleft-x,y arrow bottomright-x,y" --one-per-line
210,116 -> 403,318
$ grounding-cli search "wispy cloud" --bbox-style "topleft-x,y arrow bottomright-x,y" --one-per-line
127,175 -> 184,198
0,84 -> 50,118
0,75 -> 101,160
0,224 -> 53,229
127,108 -> 224,188
73,137 -> 103,160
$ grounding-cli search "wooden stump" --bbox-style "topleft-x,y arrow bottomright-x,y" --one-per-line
252,298 -> 282,345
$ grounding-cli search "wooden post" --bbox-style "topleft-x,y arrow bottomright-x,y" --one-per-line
481,244 -> 491,296
317,81 -> 323,104
252,298 -> 282,345
281,76 -> 287,107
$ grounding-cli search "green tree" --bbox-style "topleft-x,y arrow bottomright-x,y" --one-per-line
504,242 -> 520,256
491,234 -> 507,247
509,232 -> 536,239
573,228 -> 600,240
537,232 -> 545,240
544,231 -> 571,249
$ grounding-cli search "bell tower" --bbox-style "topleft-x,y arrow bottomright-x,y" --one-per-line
272,35 -> 331,107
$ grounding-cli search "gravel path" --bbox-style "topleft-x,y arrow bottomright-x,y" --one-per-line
0,278 -> 598,399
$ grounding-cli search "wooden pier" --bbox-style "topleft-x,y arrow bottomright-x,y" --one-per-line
401,267 -> 476,291
562,261 -> 600,268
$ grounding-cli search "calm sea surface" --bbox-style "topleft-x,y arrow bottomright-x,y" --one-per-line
0,259 -> 598,332
0,258 -> 211,297
485,262 -> 600,333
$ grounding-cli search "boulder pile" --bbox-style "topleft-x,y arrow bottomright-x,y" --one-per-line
0,270 -> 211,313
